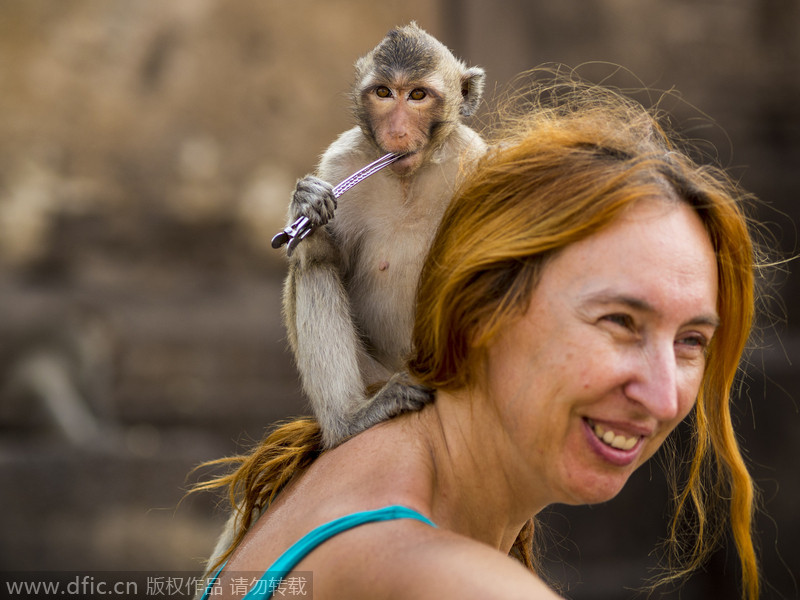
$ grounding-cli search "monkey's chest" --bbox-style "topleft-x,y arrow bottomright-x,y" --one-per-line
345,222 -> 431,362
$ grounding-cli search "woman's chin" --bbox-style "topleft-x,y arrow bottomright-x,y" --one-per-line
559,478 -> 628,507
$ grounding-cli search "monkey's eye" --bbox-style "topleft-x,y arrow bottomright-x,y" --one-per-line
409,88 -> 427,101
375,86 -> 392,98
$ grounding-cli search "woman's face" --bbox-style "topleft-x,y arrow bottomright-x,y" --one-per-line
484,197 -> 719,507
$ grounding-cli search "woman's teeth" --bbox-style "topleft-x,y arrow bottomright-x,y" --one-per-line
591,421 -> 638,450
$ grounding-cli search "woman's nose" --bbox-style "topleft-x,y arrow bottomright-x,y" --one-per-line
623,343 -> 680,421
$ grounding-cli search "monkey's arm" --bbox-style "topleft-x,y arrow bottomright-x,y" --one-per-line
281,128 -> 375,248
282,223 -> 372,449
283,133 -> 391,448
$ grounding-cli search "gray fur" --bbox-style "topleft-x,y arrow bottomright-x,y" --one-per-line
291,176 -> 336,228
341,372 -> 435,442
199,27 -> 486,581
282,25 -> 487,450
353,22 -> 486,148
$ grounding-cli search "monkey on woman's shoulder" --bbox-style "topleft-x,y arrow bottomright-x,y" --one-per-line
197,24 -> 487,581
283,22 -> 487,449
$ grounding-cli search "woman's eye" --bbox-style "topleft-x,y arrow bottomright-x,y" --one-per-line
375,86 -> 392,98
674,333 -> 712,362
677,334 -> 709,350
602,314 -> 634,330
409,88 -> 427,100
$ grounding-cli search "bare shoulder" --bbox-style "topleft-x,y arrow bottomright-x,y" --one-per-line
307,518 -> 562,600
403,529 -> 562,600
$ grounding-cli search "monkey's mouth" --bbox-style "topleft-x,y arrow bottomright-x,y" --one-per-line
389,151 -> 421,173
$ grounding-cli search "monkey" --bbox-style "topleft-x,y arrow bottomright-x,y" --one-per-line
282,22 -> 487,449
195,25 -> 486,583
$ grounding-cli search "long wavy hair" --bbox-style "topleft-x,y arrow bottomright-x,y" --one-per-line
193,73 -> 760,599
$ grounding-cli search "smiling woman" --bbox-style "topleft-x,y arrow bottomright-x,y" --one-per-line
193,75 -> 761,600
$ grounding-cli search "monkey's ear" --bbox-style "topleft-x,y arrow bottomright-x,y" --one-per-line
459,66 -> 486,117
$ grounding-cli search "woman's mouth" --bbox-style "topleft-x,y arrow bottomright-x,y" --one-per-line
585,418 -> 639,450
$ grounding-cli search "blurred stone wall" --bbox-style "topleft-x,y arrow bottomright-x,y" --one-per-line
0,1 -> 797,598
0,0 -> 442,575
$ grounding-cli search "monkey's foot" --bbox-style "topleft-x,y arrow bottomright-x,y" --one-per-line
332,372 -> 435,448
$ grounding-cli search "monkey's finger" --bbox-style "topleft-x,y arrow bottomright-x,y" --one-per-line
304,181 -> 337,219
322,192 -> 337,220
298,176 -> 335,197
295,177 -> 335,198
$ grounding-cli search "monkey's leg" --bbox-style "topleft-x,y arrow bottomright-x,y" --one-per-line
339,371 -> 435,444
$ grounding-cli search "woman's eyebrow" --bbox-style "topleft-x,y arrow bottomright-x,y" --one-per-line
582,292 -> 653,313
580,291 -> 720,329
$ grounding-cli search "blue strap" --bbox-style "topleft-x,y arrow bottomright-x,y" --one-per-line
199,505 -> 436,600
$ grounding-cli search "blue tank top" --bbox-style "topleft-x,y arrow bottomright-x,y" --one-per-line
199,505 -> 436,600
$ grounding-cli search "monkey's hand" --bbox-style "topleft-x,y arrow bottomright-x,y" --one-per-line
284,176 -> 338,256
290,175 -> 337,229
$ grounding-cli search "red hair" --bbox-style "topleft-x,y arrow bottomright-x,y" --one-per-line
408,79 -> 758,599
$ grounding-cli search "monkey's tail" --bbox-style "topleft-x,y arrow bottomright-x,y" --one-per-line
189,417 -> 323,574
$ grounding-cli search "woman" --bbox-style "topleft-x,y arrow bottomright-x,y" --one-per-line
194,79 -> 760,599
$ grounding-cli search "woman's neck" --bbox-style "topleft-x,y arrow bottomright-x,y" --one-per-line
327,394 -> 539,554
412,391 -> 542,552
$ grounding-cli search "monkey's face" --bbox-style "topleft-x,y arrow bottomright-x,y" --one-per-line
360,76 -> 450,176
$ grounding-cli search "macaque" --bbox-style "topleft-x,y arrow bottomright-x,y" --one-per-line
283,22 -> 487,449
197,24 -> 487,581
